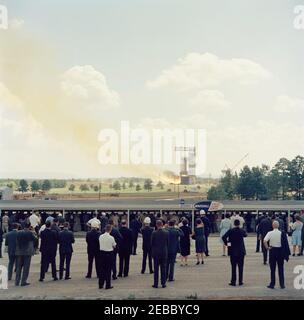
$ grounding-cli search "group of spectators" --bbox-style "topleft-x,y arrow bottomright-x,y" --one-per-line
0,209 -> 303,290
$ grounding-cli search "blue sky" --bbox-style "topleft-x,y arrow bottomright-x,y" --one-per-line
0,0 -> 304,178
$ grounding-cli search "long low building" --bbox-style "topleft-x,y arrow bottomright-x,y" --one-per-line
0,199 -> 304,212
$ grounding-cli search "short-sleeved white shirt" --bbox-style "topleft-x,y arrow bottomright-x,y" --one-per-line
99,233 -> 116,252
264,229 -> 281,248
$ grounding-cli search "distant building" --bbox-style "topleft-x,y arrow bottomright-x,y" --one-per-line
0,187 -> 13,200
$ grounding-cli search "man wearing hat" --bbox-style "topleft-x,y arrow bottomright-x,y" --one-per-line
200,210 -> 210,256
99,212 -> 109,233
141,217 -> 154,274
85,220 -> 101,278
87,213 -> 101,230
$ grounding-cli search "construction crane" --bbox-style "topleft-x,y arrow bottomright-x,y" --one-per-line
222,153 -> 249,174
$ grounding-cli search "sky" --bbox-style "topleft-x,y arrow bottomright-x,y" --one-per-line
0,0 -> 304,179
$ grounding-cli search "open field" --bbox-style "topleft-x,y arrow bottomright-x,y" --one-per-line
0,236 -> 303,300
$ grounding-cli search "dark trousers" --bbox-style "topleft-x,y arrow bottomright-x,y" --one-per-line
153,255 -> 167,287
166,253 -> 177,281
205,235 -> 209,255
301,237 -> 304,255
262,237 -> 268,263
59,252 -> 72,279
256,234 -> 261,252
15,255 -> 32,286
99,251 -> 113,289
118,250 -> 130,277
87,252 -> 100,277
269,248 -> 285,287
8,254 -> 16,280
132,233 -> 138,255
142,248 -> 153,273
112,250 -> 118,278
230,255 -> 244,285
40,253 -> 57,280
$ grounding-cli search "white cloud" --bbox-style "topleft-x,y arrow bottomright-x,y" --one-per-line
61,65 -> 120,113
147,52 -> 271,91
189,90 -> 230,110
274,95 -> 304,113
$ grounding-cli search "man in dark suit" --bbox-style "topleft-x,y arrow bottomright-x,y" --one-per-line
0,227 -> 3,258
107,219 -> 122,280
222,219 -> 247,286
141,217 -> 154,274
39,220 -> 58,281
200,210 -> 210,256
166,220 -> 184,282
58,222 -> 75,280
257,213 -> 273,264
255,212 -> 265,252
118,220 -> 133,277
85,221 -> 101,278
51,218 -> 61,235
15,223 -> 37,286
5,223 -> 19,280
151,220 -> 169,288
130,216 -> 142,255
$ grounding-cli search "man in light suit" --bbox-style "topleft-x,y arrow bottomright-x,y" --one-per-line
15,223 -> 37,286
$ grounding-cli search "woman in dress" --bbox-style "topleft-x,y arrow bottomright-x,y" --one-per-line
193,219 -> 206,265
179,218 -> 192,266
219,213 -> 232,256
291,215 -> 303,256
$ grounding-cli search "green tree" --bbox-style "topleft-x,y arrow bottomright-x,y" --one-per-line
236,166 -> 255,200
207,185 -> 227,200
136,184 -> 141,192
93,185 -> 99,192
156,181 -> 164,189
220,169 -> 237,200
19,179 -> 29,193
80,184 -> 89,192
287,155 -> 304,199
41,180 -> 52,192
274,158 -> 290,199
251,166 -> 267,200
122,182 -> 126,190
31,180 -> 40,192
113,181 -> 121,190
129,180 -> 134,188
144,179 -> 153,192
69,184 -> 76,192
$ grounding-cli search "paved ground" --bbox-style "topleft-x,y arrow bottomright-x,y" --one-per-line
0,235 -> 303,300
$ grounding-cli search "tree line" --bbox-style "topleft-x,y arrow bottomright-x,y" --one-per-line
207,155 -> 304,200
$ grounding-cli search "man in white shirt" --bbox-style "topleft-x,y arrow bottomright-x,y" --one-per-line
264,221 -> 285,289
99,224 -> 116,290
87,213 -> 101,230
231,212 -> 245,229
29,212 -> 40,234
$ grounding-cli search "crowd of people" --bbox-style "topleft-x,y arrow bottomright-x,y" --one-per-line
0,210 -> 303,290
